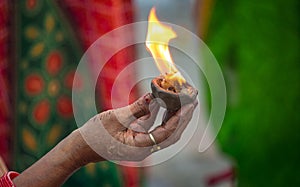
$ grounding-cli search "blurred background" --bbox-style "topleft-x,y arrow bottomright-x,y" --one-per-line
0,0 -> 299,186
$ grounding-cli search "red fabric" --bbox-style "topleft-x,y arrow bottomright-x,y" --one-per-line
0,0 -> 11,166
61,0 -> 140,186
0,172 -> 19,187
61,0 -> 138,109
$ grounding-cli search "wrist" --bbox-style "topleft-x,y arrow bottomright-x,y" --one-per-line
62,130 -> 88,169
11,130 -> 97,187
67,129 -> 105,167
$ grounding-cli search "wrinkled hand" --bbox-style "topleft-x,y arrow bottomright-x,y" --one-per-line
78,93 -> 198,162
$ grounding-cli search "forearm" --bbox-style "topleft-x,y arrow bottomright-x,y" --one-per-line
13,130 -> 101,187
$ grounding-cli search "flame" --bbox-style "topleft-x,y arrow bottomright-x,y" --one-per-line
146,7 -> 186,86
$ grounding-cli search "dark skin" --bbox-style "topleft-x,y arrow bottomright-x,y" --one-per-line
13,93 -> 197,187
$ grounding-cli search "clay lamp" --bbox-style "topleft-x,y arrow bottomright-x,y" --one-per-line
151,74 -> 198,122
151,75 -> 197,111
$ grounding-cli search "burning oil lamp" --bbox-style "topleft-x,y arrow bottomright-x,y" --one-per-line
146,8 -> 198,115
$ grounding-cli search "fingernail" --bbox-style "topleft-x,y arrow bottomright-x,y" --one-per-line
144,93 -> 153,104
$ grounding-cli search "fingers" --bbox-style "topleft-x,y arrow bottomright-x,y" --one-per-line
133,101 -> 197,147
129,101 -> 160,132
114,93 -> 155,128
161,99 -> 198,148
130,93 -> 155,118
162,110 -> 177,124
153,103 -> 195,145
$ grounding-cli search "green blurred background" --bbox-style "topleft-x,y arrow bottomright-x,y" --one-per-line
207,0 -> 300,186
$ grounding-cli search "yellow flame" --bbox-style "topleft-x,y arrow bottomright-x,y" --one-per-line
146,7 -> 186,85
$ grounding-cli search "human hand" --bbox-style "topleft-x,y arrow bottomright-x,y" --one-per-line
77,93 -> 198,163
11,93 -> 197,187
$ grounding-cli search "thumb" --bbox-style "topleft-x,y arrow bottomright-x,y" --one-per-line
129,93 -> 156,118
114,93 -> 155,128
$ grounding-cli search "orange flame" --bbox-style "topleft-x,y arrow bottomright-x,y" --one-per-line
146,7 -> 186,86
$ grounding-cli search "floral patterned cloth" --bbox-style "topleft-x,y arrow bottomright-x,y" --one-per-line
0,0 -> 140,186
